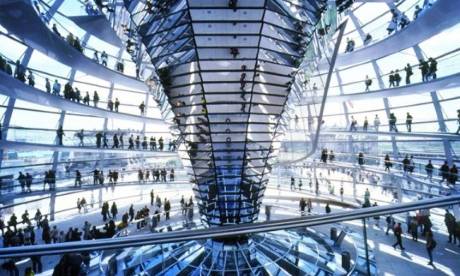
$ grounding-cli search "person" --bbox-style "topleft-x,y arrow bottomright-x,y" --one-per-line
101,202 -> 109,221
388,71 -> 395,87
456,109 -> 460,135
419,59 -> 429,82
426,230 -> 436,265
349,116 -> 358,132
77,198 -> 82,213
428,57 -> 437,80
345,38 -> 355,53
325,203 -> 331,214
150,189 -> 154,206
328,150 -> 335,162
404,63 -> 413,84
14,60 -> 26,82
107,99 -> 113,111
392,223 -> 405,250
164,199 -> 171,220
402,155 -> 410,175
364,33 -> 372,45
413,5 -> 422,19
180,195 -> 186,215
93,50 -> 100,63
405,112 -> 413,132
385,215 -> 394,235
139,101 -> 145,115
34,209 -> 42,229
394,70 -> 401,86
320,149 -> 328,163
439,161 -> 450,184
445,210 -> 457,244
363,117 -> 368,131
169,168 -> 175,182
93,91 -> 99,107
290,176 -> 295,190
75,170 -> 82,187
384,154 -> 392,172
95,132 -> 103,148
52,79 -> 61,96
56,125 -> 64,146
387,18 -> 397,35
299,198 -> 306,215
364,188 -> 370,206
389,113 -> 398,132
374,114 -> 380,132
358,152 -> 365,166
110,201 -> 118,219
364,75 -> 372,91
101,51 -> 108,67
449,164 -> 458,186
83,92 -> 90,105
425,160 -> 434,182
112,134 -> 119,149
265,205 -> 271,221
30,255 -> 43,274
114,98 -> 120,112
129,204 -> 135,222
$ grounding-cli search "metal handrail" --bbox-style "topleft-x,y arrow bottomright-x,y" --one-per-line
0,195 -> 458,257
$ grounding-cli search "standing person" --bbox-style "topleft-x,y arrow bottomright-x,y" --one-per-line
75,170 -> 82,187
426,230 -> 436,266
428,57 -> 437,80
150,189 -> 154,206
425,160 -> 434,182
110,202 -> 118,220
180,195 -> 186,215
389,113 -> 398,132
392,223 -> 405,250
139,101 -> 145,115
299,198 -> 306,216
409,217 -> 418,241
363,117 -> 368,131
164,199 -> 171,220
374,114 -> 381,132
439,161 -> 450,184
364,75 -> 372,91
404,63 -> 413,84
77,129 -> 84,146
45,78 -> 51,93
419,59 -> 429,82
405,112 -> 413,132
444,210 -> 457,244
290,176 -> 295,190
325,203 -> 331,214
93,91 -> 100,107
129,204 -> 135,222
384,154 -> 392,172
56,125 -> 64,146
114,98 -> 120,112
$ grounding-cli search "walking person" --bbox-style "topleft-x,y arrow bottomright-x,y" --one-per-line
426,230 -> 436,266
392,223 -> 405,250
